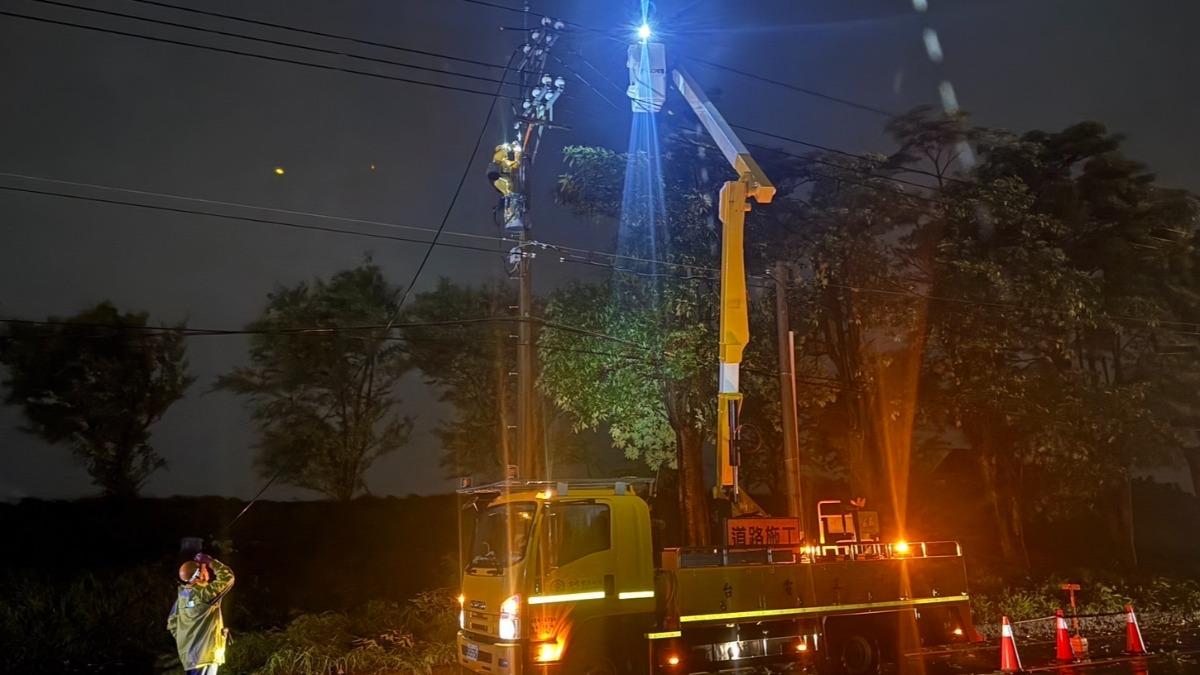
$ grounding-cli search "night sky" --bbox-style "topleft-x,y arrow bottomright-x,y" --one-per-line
1,0 -> 1197,500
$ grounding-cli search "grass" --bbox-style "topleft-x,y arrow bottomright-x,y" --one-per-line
970,575 -> 1200,640
220,590 -> 460,675
0,564 -> 174,673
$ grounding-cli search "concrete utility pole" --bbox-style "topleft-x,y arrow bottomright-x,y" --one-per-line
774,262 -> 805,529
516,235 -> 536,476
487,14 -> 565,480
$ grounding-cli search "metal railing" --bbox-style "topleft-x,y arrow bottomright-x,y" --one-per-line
456,476 -> 656,496
813,540 -> 962,561
664,540 -> 962,569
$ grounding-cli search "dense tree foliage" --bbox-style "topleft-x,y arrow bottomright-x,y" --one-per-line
0,302 -> 192,497
542,136 -> 808,545
544,108 -> 1199,561
218,264 -> 411,500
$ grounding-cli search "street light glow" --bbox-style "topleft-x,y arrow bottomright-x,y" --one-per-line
637,23 -> 652,42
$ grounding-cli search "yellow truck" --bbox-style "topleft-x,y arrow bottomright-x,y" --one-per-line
456,479 -> 977,675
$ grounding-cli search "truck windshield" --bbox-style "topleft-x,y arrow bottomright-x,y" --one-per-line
468,502 -> 535,571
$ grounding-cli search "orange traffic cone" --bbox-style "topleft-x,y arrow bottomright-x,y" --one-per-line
1124,604 -> 1147,655
1000,616 -> 1023,673
1055,609 -> 1074,662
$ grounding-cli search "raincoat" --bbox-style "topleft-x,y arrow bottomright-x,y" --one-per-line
167,558 -> 235,670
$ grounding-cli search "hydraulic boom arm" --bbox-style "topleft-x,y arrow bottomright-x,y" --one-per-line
671,69 -> 775,505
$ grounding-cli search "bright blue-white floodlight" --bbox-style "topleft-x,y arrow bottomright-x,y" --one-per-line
637,23 -> 652,42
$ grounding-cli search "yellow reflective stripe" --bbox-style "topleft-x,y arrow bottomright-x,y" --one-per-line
680,595 -> 966,624
528,591 -> 606,605
618,590 -> 655,600
646,630 -> 682,640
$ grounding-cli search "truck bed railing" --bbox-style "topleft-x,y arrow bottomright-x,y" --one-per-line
816,540 -> 962,560
663,540 -> 962,569
456,476 -> 655,496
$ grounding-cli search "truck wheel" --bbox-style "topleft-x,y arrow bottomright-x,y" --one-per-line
835,634 -> 879,675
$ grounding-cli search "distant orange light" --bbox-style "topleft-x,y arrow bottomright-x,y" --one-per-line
273,167 -> 285,176
796,642 -> 808,652
457,593 -> 465,605
666,655 -> 680,666
953,627 -> 964,636
894,541 -> 911,555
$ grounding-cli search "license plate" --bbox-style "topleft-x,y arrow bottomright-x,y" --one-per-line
466,643 -> 479,661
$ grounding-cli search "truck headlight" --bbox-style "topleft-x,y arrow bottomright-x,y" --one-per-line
535,640 -> 564,662
499,594 -> 520,640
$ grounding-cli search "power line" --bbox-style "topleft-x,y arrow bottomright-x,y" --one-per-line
0,9 -> 525,101
124,0 -> 519,73
0,183 -> 503,254
386,47 -> 520,325
731,123 -> 983,192
0,171 -> 505,246
456,0 -> 601,33
683,57 -> 897,118
4,174 -> 1194,337
0,314 -> 525,338
28,0 -> 524,90
16,1 -> 930,202
551,53 -> 620,111
561,50 -> 951,204
0,314 -> 684,364
0,316 -> 517,337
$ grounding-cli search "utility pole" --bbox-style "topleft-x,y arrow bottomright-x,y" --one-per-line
516,230 -> 536,477
487,14 -> 565,480
774,262 -> 805,530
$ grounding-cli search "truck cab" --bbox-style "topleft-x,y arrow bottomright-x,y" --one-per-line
457,480 -> 658,675
457,479 -> 977,675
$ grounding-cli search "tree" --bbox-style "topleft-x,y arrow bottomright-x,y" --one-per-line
218,264 -> 412,500
772,153 -> 933,513
404,278 -> 518,479
899,110 -> 1199,567
406,278 -> 597,481
0,302 -> 192,497
543,136 -> 806,545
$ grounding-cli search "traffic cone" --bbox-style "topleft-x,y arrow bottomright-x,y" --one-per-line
1124,604 -> 1147,655
1054,609 -> 1074,662
1000,616 -> 1023,673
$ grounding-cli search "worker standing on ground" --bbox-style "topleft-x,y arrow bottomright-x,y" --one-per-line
167,552 -> 235,675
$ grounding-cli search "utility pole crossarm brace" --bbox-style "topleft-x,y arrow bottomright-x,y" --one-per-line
672,68 -> 775,507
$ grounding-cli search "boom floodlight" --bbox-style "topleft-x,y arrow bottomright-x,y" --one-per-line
637,23 -> 652,42
626,41 -> 666,113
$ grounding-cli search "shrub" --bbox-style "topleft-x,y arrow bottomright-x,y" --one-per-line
222,590 -> 459,675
